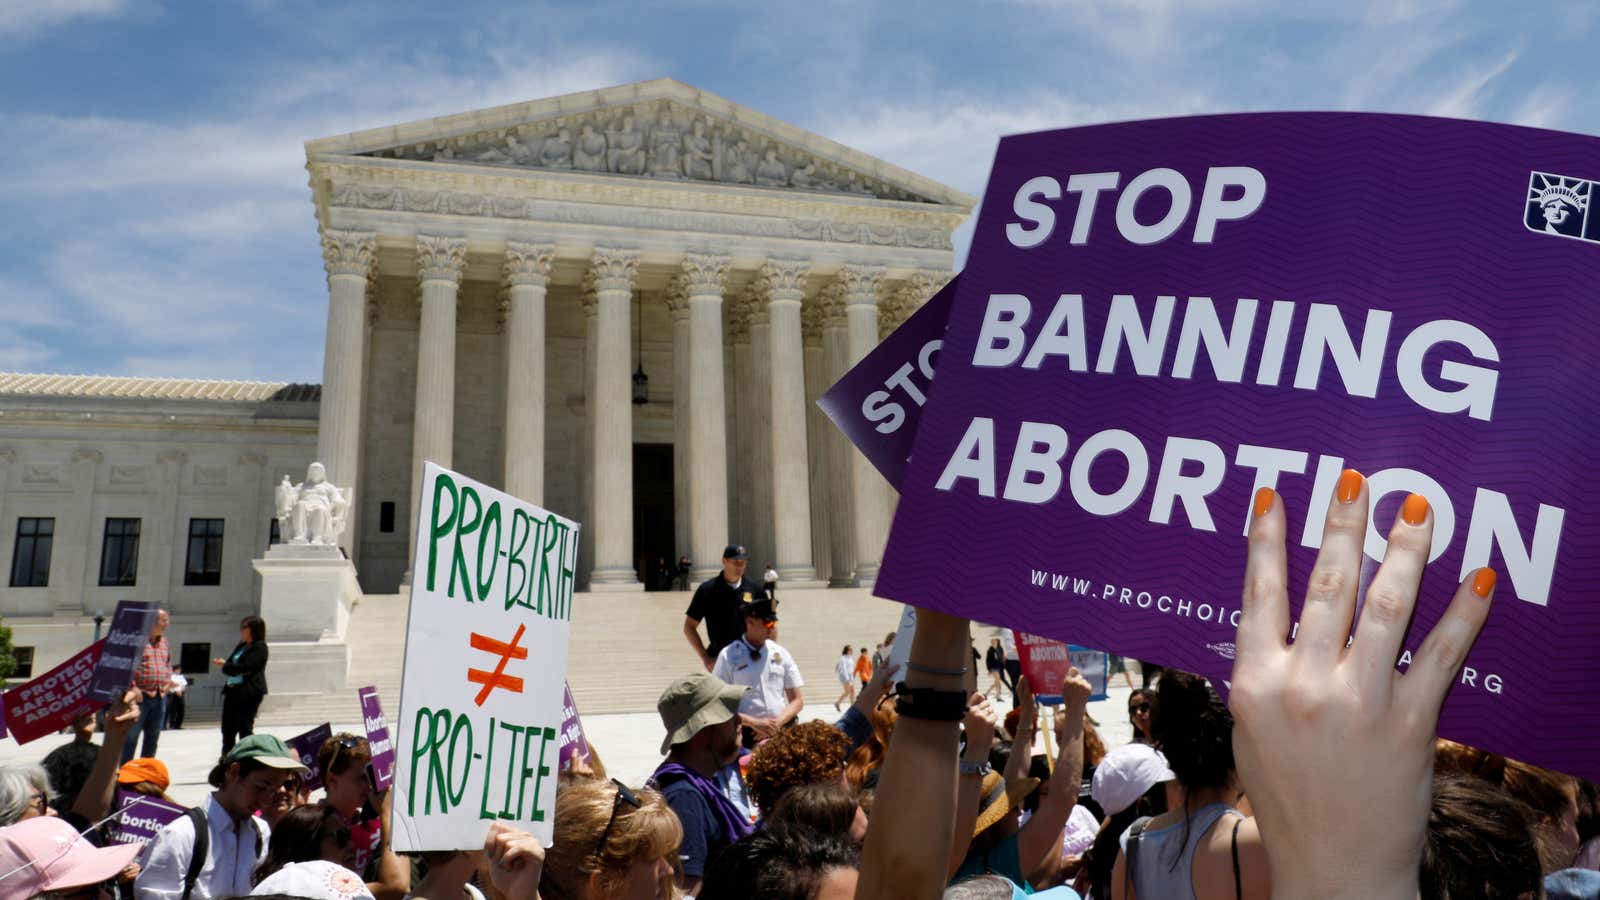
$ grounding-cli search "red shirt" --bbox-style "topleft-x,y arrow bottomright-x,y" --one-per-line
132,635 -> 172,696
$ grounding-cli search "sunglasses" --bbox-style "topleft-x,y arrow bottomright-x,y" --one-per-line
592,779 -> 642,860
1129,702 -> 1152,715
327,735 -> 365,773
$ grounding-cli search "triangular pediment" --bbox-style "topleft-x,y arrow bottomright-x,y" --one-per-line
305,78 -> 974,208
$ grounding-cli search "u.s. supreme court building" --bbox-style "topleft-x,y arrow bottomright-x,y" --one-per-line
0,79 -> 969,707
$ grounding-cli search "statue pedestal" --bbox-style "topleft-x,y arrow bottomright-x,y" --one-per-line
252,544 -> 360,696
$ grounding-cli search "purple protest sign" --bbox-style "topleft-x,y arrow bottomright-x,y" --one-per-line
873,113 -> 1600,781
88,600 -> 157,703
107,789 -> 186,846
286,723 -> 333,791
558,682 -> 591,770
818,277 -> 956,487
358,686 -> 396,792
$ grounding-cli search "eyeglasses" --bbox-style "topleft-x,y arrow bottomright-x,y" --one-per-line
1129,702 -> 1152,715
592,779 -> 641,860
30,791 -> 48,815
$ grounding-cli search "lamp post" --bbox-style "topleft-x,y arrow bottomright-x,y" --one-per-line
92,612 -> 105,641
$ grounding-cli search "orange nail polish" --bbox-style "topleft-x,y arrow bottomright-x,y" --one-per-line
1252,487 -> 1274,517
1401,493 -> 1429,526
1336,469 -> 1364,504
1471,567 -> 1497,599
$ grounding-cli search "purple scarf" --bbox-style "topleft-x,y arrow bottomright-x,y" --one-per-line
651,761 -> 755,843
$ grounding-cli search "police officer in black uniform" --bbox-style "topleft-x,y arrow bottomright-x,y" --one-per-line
682,543 -> 766,671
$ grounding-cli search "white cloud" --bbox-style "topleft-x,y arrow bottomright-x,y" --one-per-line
0,0 -> 135,40
1511,84 -> 1574,130
1425,49 -> 1520,119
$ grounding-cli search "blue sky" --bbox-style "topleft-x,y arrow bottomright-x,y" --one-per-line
2,0 -> 1596,383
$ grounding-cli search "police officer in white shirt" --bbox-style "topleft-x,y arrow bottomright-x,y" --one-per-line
711,594 -> 804,749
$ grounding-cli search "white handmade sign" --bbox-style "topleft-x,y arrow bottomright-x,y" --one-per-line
392,462 -> 580,849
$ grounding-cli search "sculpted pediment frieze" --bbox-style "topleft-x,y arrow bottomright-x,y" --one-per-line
337,89 -> 956,206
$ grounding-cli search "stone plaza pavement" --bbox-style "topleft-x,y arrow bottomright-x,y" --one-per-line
0,687 -> 1142,809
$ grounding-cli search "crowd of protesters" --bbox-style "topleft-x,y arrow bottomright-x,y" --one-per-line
3,478 -> 1599,899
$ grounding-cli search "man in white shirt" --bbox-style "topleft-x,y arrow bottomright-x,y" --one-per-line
135,734 -> 309,899
711,595 -> 804,749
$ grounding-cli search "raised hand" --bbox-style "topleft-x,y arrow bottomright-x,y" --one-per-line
963,692 -> 1001,758
1231,475 -> 1493,900
485,822 -> 545,899
106,686 -> 142,735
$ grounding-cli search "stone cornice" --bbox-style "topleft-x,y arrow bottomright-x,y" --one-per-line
321,229 -> 376,280
417,235 -> 467,285
304,78 -> 977,210
314,161 -> 959,253
584,249 -> 638,296
504,241 -> 556,287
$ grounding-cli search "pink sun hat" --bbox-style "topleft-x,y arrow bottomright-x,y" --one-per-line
0,816 -> 143,896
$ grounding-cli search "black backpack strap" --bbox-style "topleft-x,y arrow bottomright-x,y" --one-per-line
182,806 -> 208,900
1231,817 -> 1244,900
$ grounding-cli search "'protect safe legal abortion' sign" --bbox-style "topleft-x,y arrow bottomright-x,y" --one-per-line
870,113 -> 1600,782
392,462 -> 580,849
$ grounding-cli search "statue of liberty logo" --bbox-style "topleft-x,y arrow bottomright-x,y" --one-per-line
1525,172 -> 1593,241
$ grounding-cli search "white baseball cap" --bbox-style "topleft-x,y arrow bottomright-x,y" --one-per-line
252,861 -> 375,899
1091,743 -> 1175,816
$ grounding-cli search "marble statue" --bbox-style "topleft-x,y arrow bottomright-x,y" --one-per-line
683,119 -> 715,180
574,124 -> 607,171
539,128 -> 574,168
647,107 -> 682,177
790,161 -> 821,190
275,462 -> 351,546
725,139 -> 754,184
608,114 -> 646,175
756,146 -> 789,187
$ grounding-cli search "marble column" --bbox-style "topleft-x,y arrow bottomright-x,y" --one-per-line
579,290 -> 598,587
727,296 -> 753,559
502,242 -> 555,506
585,249 -> 641,590
56,448 -> 100,614
746,289 -> 775,567
681,254 -> 732,581
317,229 -> 375,555
801,302 -> 832,585
759,260 -> 821,584
407,235 -> 467,565
819,283 -> 856,586
840,265 -> 888,587
665,280 -> 693,568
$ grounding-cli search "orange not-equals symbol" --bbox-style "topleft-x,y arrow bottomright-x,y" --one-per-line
467,624 -> 528,706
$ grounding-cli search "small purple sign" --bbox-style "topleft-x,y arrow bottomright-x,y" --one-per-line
358,686 -> 396,792
107,789 -> 186,846
818,277 -> 956,487
286,723 -> 333,791
872,113 -> 1600,782
558,682 -> 591,770
88,601 -> 157,703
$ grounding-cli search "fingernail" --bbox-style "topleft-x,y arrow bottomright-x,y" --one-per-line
1336,469 -> 1364,504
1471,567 -> 1497,599
1252,487 -> 1275,517
1401,493 -> 1429,526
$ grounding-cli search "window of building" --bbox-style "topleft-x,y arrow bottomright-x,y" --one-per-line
9,518 -> 54,588
10,646 -> 34,680
98,517 -> 141,586
379,501 -> 396,533
179,642 -> 211,675
268,518 -> 281,547
184,518 -> 225,586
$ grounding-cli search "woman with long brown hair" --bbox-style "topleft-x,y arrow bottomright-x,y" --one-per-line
539,777 -> 683,900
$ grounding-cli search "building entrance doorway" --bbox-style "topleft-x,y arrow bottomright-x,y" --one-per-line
633,443 -> 676,591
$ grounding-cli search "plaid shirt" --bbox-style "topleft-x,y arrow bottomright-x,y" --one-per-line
133,635 -> 172,696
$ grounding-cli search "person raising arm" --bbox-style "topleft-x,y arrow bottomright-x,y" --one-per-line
1231,477 -> 1494,900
